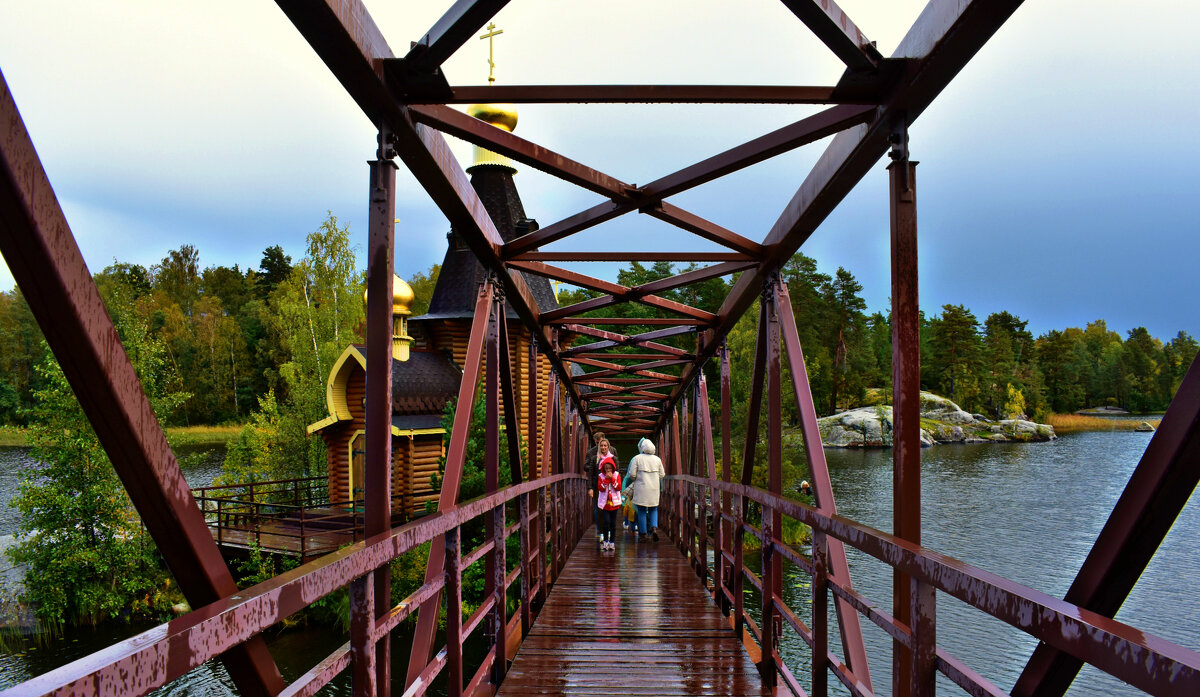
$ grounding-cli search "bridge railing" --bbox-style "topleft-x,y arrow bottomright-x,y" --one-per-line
9,473 -> 587,697
191,477 -> 415,559
662,475 -> 1200,697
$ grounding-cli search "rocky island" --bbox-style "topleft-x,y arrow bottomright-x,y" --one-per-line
818,392 -> 1056,448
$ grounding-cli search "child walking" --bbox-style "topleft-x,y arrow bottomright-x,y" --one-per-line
596,457 -> 622,551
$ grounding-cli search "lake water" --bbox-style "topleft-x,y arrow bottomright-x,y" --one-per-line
0,432 -> 1196,695
773,430 -> 1200,696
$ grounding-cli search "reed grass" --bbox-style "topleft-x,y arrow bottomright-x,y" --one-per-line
1044,413 -> 1160,434
165,424 -> 242,446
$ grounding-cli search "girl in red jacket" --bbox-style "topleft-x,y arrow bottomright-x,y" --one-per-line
596,456 -> 622,551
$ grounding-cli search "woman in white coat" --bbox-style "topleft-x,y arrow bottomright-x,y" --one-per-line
624,438 -> 666,542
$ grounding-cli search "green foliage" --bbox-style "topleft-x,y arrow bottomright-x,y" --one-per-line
221,213 -> 363,484
427,394 -> 524,616
7,281 -> 188,628
407,263 -> 440,317
219,389 -> 321,487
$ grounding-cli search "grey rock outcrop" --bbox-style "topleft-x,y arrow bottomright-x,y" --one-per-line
817,392 -> 1056,448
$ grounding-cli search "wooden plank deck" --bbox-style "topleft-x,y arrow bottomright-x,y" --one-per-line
498,526 -> 774,696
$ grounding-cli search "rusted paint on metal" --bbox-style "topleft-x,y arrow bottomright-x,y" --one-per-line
407,281 -> 493,686
775,281 -> 874,689
364,146 -> 397,697
889,152 -> 921,697
350,574 -> 377,696
0,69 -> 284,697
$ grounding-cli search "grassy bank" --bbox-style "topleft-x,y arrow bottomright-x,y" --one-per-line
1044,413 -> 1161,434
0,424 -> 242,448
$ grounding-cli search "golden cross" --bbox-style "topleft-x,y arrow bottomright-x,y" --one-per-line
479,22 -> 503,84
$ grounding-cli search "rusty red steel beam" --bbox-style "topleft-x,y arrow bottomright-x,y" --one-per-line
510,251 -> 751,263
570,355 -> 687,375
504,200 -> 626,257
889,152 -> 921,696
775,281 -> 874,689
553,316 -> 712,327
503,108 -> 871,261
400,84 -> 863,104
510,260 -> 717,323
409,104 -> 629,198
273,0 -> 589,418
560,325 -> 697,356
560,332 -> 685,357
633,260 -> 758,296
497,311 -> 525,485
641,104 -> 877,202
363,148 -> 397,696
1013,352 -> 1200,697
779,0 -> 882,71
564,354 -> 674,375
659,0 -> 1026,431
0,70 -> 284,697
408,282 -> 493,685
675,474 -> 1200,695
569,352 -> 695,361
647,203 -> 764,257
6,473 -> 576,697
392,0 -> 510,82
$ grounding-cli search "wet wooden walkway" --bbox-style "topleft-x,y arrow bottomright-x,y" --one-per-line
497,525 -> 774,696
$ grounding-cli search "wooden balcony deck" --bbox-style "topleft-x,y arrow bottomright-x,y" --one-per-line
498,525 -> 773,696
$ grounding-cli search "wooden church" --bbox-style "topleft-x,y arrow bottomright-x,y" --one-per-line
307,102 -> 559,517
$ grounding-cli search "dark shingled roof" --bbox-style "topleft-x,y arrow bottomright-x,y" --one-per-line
390,350 -> 461,416
422,166 -> 559,320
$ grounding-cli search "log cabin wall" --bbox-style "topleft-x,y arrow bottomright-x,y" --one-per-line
428,319 -> 552,469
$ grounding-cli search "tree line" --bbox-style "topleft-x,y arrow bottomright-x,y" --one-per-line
557,256 -> 1198,423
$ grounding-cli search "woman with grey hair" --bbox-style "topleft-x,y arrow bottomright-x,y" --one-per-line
624,438 -> 666,542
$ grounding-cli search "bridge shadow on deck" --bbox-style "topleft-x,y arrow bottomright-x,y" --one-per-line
498,525 -> 775,696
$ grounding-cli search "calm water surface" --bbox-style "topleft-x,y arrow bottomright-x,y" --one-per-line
1,433 -> 1196,695
773,430 -> 1199,696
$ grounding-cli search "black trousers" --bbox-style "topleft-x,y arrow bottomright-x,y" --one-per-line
598,508 -> 618,542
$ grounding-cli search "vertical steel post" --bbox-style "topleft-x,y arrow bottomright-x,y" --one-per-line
406,285 -> 494,687
776,280 -> 873,690
364,132 -> 397,697
445,526 -> 463,697
484,286 -> 503,687
351,573 -> 377,697
719,342 -> 732,613
812,532 -> 829,697
888,130 -> 922,697
0,72 -> 286,697
908,578 -> 937,697
528,340 -> 540,481
741,302 -> 769,486
760,280 -> 783,687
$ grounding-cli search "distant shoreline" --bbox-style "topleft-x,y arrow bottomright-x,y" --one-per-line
0,424 -> 242,448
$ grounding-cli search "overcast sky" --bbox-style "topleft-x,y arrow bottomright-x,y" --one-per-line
1,1 -> 1197,342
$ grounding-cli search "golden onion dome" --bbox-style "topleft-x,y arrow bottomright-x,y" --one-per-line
393,275 -> 414,314
362,274 -> 415,314
466,103 -> 518,133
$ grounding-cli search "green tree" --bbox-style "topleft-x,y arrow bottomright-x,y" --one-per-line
927,304 -> 981,409
152,245 -> 200,316
407,263 -> 440,317
224,213 -> 364,482
8,281 -> 188,627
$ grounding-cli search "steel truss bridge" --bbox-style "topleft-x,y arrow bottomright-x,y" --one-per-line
1,1 -> 1198,696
